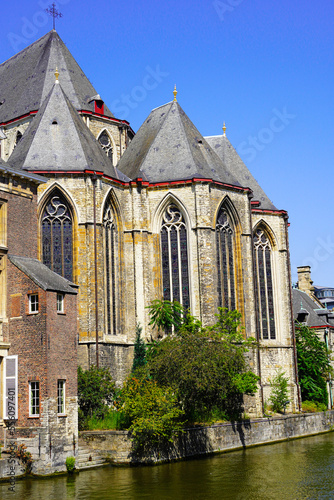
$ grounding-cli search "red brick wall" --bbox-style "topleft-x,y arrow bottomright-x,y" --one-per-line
7,261 -> 77,427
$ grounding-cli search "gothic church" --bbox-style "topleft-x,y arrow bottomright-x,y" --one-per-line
0,30 -> 299,413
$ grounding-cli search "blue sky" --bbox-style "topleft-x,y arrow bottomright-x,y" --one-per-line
2,0 -> 334,286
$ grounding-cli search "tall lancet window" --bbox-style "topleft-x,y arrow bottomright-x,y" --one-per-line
160,204 -> 190,311
99,131 -> 113,163
42,191 -> 73,281
103,203 -> 117,335
216,207 -> 236,310
254,228 -> 276,340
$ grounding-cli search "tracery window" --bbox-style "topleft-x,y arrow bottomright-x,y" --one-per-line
216,207 -> 236,310
254,228 -> 276,339
160,204 -> 190,310
99,131 -> 113,162
41,191 -> 73,281
103,202 -> 117,335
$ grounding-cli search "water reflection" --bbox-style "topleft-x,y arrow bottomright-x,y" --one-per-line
2,433 -> 334,500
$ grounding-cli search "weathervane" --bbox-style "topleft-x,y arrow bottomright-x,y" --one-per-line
45,3 -> 63,30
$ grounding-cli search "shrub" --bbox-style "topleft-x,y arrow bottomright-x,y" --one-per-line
15,444 -> 33,474
302,400 -> 328,413
132,323 -> 146,372
78,365 -> 116,430
269,369 -> 289,413
66,456 -> 76,473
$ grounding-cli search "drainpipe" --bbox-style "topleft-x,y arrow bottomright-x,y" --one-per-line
284,214 -> 301,411
324,328 -> 333,409
248,194 -> 264,414
92,174 -> 99,368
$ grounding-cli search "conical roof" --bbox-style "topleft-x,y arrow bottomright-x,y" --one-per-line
9,82 -> 128,180
0,30 -> 114,123
117,101 -> 241,185
205,134 -> 277,210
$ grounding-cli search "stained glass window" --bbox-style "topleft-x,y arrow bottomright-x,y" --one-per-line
42,191 -> 73,281
254,229 -> 276,339
99,131 -> 113,162
160,205 -> 190,311
103,203 -> 117,335
216,207 -> 236,310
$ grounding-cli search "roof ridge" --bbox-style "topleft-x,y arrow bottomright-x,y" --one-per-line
136,102 -> 174,175
174,102 -> 197,172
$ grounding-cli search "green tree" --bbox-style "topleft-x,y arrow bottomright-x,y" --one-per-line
78,365 -> 116,428
116,368 -> 184,449
146,299 -> 184,335
132,323 -> 147,372
147,309 -> 259,421
295,323 -> 332,405
269,369 -> 289,413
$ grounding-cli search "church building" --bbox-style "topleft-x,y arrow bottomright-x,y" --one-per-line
0,30 -> 300,414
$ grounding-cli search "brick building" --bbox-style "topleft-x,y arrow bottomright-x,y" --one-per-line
0,30 -> 300,414
0,158 -> 78,474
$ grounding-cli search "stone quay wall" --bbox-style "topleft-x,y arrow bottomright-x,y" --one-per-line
80,411 -> 334,464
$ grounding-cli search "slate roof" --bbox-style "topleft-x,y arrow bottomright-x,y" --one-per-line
0,30 -> 114,123
117,101 -> 241,185
292,288 -> 334,327
0,157 -> 46,183
205,134 -> 277,210
8,82 -> 129,181
9,255 -> 78,294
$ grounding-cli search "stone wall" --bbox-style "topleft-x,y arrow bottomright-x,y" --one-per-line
80,411 -> 334,464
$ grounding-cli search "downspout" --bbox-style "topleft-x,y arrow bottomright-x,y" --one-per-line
284,214 -> 301,411
92,174 -> 99,368
324,328 -> 333,409
249,194 -> 264,414
119,127 -> 122,159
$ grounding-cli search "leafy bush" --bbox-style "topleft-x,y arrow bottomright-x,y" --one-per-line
116,369 -> 184,449
296,323 -> 332,406
83,410 -> 128,430
147,308 -> 259,421
78,365 -> 116,430
65,456 -> 76,472
302,400 -> 328,413
269,369 -> 289,413
146,299 -> 184,335
15,444 -> 33,473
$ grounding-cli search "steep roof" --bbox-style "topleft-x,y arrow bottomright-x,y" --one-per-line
0,30 -> 114,123
9,255 -> 78,294
205,134 -> 277,210
292,288 -> 334,327
8,82 -> 128,180
0,157 -> 47,183
117,101 -> 241,185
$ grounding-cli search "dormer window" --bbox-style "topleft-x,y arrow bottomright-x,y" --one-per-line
95,100 -> 104,115
52,120 -> 58,125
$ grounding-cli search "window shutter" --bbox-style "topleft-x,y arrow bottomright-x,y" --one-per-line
4,355 -> 18,419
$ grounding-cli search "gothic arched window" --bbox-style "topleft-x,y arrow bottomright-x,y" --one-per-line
98,131 -> 113,162
14,131 -> 22,149
216,207 -> 236,310
41,191 -> 73,281
103,202 -> 117,335
254,228 -> 276,339
160,204 -> 190,311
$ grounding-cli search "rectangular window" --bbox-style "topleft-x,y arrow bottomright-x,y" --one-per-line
29,381 -> 40,416
57,380 -> 65,414
29,294 -> 39,314
57,293 -> 64,313
4,355 -> 18,420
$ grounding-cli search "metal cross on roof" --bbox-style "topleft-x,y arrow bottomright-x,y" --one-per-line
45,3 -> 63,30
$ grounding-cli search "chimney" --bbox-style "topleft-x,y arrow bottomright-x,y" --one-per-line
297,266 -> 314,297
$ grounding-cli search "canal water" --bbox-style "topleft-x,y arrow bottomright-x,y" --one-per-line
2,432 -> 334,500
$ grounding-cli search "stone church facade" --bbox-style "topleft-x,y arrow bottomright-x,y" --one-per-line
0,30 -> 299,414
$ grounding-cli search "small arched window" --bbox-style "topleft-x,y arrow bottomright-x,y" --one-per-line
14,131 -> 22,148
41,190 -> 73,281
254,228 -> 276,339
103,202 -> 118,335
98,131 -> 113,162
160,204 -> 190,310
216,207 -> 236,310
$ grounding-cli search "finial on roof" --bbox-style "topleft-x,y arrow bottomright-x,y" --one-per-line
173,85 -> 177,102
223,122 -> 227,136
45,3 -> 63,31
55,67 -> 59,83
